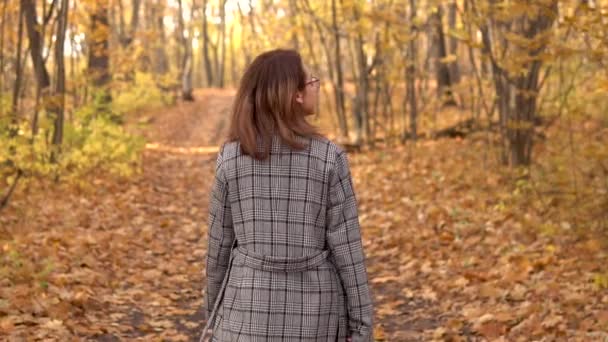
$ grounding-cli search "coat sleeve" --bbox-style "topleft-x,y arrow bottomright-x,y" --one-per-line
326,149 -> 374,342
204,147 -> 235,322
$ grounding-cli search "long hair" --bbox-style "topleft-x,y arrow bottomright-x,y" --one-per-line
227,49 -> 324,160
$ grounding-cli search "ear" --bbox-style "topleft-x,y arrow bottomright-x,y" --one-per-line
295,91 -> 304,104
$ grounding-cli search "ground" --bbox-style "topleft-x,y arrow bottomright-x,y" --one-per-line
1,89 -> 607,341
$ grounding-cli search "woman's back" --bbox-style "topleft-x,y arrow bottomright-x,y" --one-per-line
221,134 -> 339,257
203,49 -> 373,342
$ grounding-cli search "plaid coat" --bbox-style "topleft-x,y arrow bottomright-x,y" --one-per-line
203,134 -> 374,341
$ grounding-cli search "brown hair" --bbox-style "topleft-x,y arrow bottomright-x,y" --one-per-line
227,49 -> 324,160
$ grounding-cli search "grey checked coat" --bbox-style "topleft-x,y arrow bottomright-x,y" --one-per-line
203,134 -> 374,341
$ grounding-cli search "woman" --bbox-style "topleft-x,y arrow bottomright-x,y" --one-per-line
202,49 -> 374,342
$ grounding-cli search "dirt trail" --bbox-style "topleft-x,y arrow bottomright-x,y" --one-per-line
97,88 -> 237,341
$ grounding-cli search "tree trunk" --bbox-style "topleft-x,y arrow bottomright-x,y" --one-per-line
202,0 -> 214,86
0,0 -> 8,98
177,0 -> 194,101
352,2 -> 369,145
22,0 -> 52,139
406,0 -> 418,141
447,0 -> 461,85
127,0 -> 141,46
12,1 -> 24,120
22,0 -> 51,93
331,0 -> 348,138
229,25 -> 237,86
50,0 -> 69,161
216,0 -> 227,88
151,0 -> 168,75
88,1 -> 112,112
478,0 -> 558,166
432,4 -> 456,106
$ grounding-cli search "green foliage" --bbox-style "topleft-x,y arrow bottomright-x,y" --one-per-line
59,106 -> 146,182
0,100 -> 145,189
112,72 -> 173,115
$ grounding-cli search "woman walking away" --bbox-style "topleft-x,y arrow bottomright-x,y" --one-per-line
202,48 -> 374,342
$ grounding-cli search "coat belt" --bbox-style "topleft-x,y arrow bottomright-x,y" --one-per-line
234,246 -> 330,272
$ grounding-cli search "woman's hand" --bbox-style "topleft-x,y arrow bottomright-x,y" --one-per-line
346,337 -> 352,342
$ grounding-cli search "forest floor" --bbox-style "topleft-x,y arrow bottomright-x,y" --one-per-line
1,88 -> 608,341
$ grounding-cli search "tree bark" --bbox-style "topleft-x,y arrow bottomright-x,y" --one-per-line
331,0 -> 348,138
12,1 -> 24,123
22,0 -> 52,138
406,0 -> 418,141
177,0 -> 194,100
432,4 -> 456,106
0,0 -> 8,98
88,1 -> 112,110
216,0 -> 227,87
151,0 -> 168,75
202,0 -> 214,86
447,0 -> 461,85
352,1 -> 369,145
50,0 -> 69,161
53,0 -> 69,146
229,25 -> 237,86
22,0 -> 51,93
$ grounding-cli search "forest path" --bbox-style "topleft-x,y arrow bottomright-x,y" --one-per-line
4,89 -> 603,342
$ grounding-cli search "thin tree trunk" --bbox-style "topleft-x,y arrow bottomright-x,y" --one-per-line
152,0 -> 168,75
354,34 -> 369,144
5,1 -> 22,193
69,20 -> 78,117
218,0 -> 227,87
12,2 -> 24,128
371,33 -> 382,146
0,169 -> 22,211
22,0 -> 52,139
177,0 -> 194,101
331,0 -> 347,138
448,0 -> 461,85
407,0 -> 418,141
202,0 -> 214,86
0,0 -> 8,98
229,25 -> 238,86
22,0 -> 51,93
127,0 -> 141,46
432,4 -> 456,106
88,1 -> 112,113
50,0 -> 69,162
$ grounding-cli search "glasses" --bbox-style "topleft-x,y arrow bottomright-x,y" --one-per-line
305,76 -> 321,89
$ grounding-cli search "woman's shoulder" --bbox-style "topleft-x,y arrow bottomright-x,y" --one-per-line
217,135 -> 346,163
310,135 -> 347,159
218,140 -> 239,159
